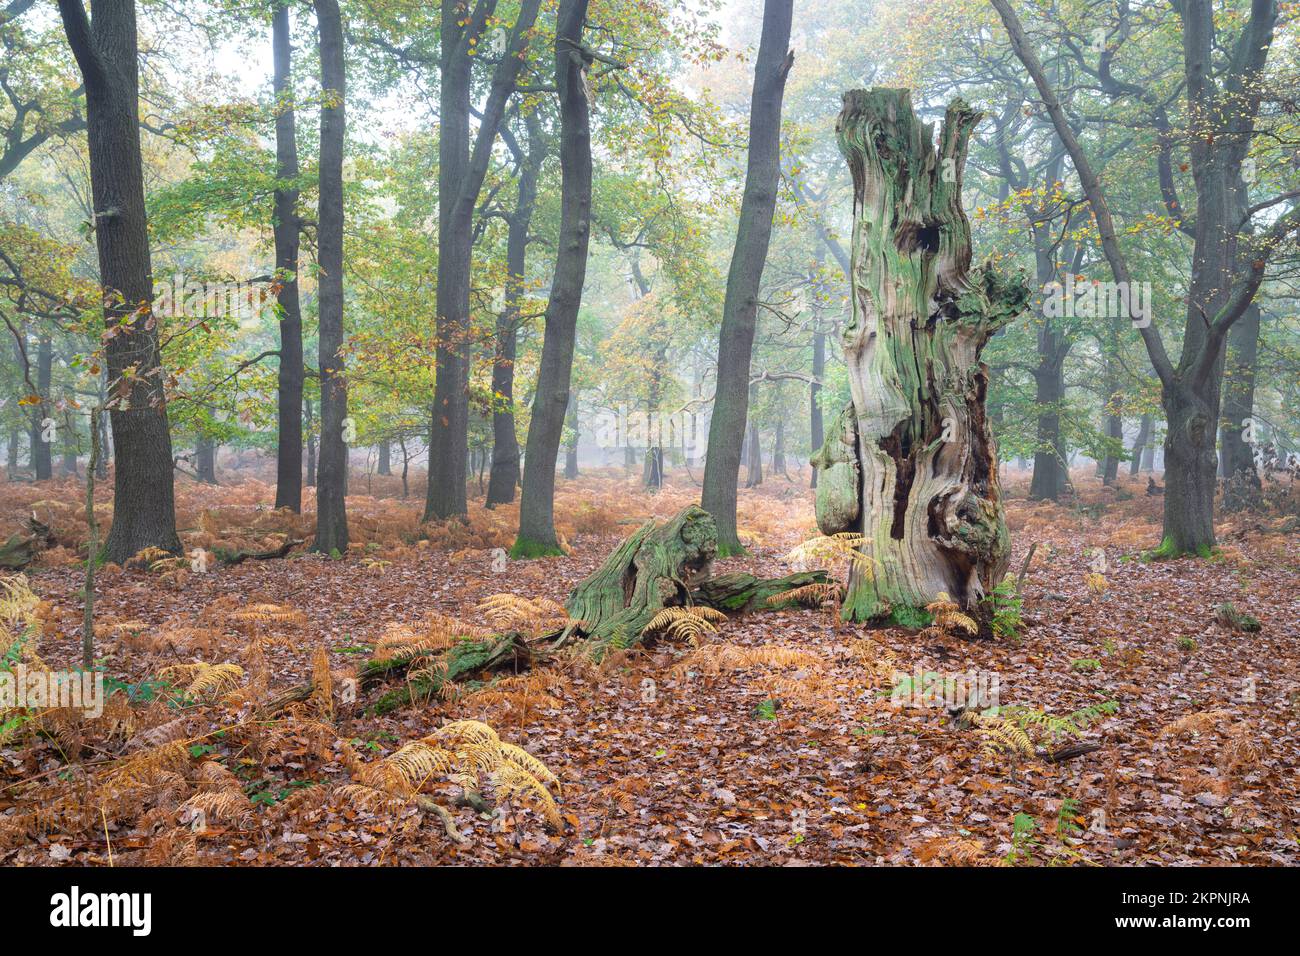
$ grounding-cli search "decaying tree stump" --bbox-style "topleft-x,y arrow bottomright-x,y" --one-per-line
0,517 -> 55,570
813,89 -> 1029,621
565,505 -> 827,644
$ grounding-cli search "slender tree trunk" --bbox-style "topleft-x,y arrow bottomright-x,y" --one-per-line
773,417 -> 787,477
31,334 -> 51,480
377,440 -> 391,475
744,420 -> 763,487
487,114 -> 545,507
1130,413 -> 1152,477
1220,304 -> 1261,510
700,0 -> 793,555
563,390 -> 579,480
1029,345 -> 1069,500
513,0 -> 592,558
425,0 -> 542,522
311,0 -> 348,554
814,90 -> 1028,619
57,0 -> 181,561
195,435 -> 217,483
272,0 -> 305,512
305,396 -> 316,486
809,251 -> 826,491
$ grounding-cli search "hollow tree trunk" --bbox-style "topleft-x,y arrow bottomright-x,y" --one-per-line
272,1 -> 304,513
310,0 -> 348,554
513,0 -> 592,558
57,0 -> 181,562
699,0 -> 793,555
813,90 -> 1028,621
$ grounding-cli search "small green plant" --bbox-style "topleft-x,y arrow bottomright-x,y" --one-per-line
1005,812 -> 1039,865
1055,797 -> 1084,838
1177,636 -> 1197,653
753,699 -> 779,721
883,604 -> 932,630
983,579 -> 1024,641
1071,658 -> 1101,673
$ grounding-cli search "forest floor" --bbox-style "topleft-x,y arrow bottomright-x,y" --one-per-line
1,463 -> 1297,866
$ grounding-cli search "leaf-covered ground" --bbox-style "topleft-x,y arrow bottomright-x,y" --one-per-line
1,466 -> 1297,865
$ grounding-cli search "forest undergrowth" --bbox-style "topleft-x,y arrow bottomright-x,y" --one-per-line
1,464 -> 1296,866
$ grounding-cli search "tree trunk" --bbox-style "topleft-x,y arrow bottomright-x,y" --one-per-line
1220,302 -> 1261,510
31,334 -> 51,480
700,0 -> 793,556
377,440 -> 391,476
773,417 -> 788,478
513,0 -> 592,558
487,113 -> 544,508
1029,343 -> 1069,500
272,0 -> 304,513
813,90 -> 1028,621
1130,413 -> 1152,477
195,435 -> 217,483
809,252 -> 826,490
304,396 -> 316,487
57,0 -> 181,562
563,390 -> 579,480
310,0 -> 348,554
744,420 -> 762,487
425,0 -> 542,523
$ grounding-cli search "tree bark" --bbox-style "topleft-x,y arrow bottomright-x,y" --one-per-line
425,0 -> 542,522
195,435 -> 217,484
513,0 -> 592,558
813,90 -> 1029,620
563,389 -> 579,480
1220,305 -> 1261,511
272,0 -> 304,513
1130,413 -> 1152,477
700,0 -> 793,555
310,0 -> 348,554
30,333 -> 51,480
487,112 -> 545,507
57,0 -> 181,562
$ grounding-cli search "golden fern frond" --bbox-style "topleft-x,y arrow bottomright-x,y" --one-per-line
670,643 -> 822,678
974,715 -> 1035,760
492,762 -> 563,830
361,741 -> 458,796
157,662 -> 245,700
926,592 -> 978,635
497,742 -> 562,793
642,606 -> 723,646
180,790 -> 253,827
768,582 -> 843,608
1085,572 -> 1109,595
231,603 -> 307,627
428,719 -> 501,748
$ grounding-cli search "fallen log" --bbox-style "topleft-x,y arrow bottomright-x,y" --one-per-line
216,538 -> 303,565
258,632 -> 535,717
565,505 -> 829,646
